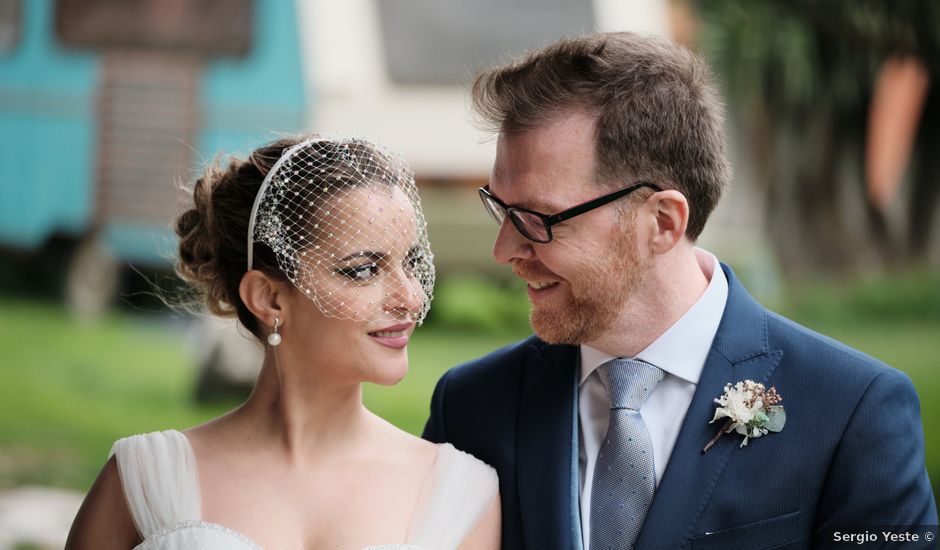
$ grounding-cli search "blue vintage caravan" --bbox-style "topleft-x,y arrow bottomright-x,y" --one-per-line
0,0 -> 671,317
0,0 -> 305,313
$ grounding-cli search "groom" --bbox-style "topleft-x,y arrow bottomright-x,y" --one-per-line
423,32 -> 937,549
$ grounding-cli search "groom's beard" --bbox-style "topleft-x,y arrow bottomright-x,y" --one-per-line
525,230 -> 646,345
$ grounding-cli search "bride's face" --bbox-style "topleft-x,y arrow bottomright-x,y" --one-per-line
278,186 -> 427,386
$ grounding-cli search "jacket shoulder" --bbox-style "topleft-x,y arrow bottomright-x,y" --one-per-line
443,334 -> 545,388
765,310 -> 914,391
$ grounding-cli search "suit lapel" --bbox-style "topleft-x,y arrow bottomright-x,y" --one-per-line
635,264 -> 783,548
517,341 -> 582,550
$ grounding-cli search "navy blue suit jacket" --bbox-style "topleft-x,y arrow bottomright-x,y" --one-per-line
423,264 -> 937,549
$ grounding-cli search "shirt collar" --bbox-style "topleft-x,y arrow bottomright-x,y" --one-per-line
579,249 -> 728,386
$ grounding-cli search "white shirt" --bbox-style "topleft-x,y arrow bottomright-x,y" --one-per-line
578,249 -> 729,548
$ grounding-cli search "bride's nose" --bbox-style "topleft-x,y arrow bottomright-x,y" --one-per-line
383,268 -> 424,318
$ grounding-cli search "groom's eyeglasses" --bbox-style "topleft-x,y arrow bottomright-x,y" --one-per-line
478,182 -> 662,243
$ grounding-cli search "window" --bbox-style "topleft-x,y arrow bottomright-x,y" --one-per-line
377,0 -> 594,85
0,0 -> 21,52
55,0 -> 253,57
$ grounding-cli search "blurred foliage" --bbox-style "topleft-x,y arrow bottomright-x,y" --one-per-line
0,298 -> 234,489
0,295 -> 523,490
427,275 -> 531,335
1,271 -> 937,503
698,0 -> 940,277
783,269 -> 940,326
363,326 -> 524,434
699,0 -> 940,113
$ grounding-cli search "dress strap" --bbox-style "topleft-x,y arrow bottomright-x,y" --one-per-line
110,430 -> 201,538
406,443 -> 498,549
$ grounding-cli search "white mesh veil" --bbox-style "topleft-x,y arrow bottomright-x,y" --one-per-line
246,136 -> 435,324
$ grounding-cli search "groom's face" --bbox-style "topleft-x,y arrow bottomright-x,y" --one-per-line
488,109 -> 651,344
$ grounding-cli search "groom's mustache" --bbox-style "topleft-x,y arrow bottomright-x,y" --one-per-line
511,260 -> 561,283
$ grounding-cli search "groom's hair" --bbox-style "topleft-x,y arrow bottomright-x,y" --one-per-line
471,32 -> 730,241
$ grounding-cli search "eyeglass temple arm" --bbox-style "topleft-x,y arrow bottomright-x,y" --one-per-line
545,182 -> 662,225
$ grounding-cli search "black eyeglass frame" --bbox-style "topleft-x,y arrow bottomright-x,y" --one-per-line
478,181 -> 663,243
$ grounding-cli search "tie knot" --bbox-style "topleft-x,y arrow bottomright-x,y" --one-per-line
597,358 -> 665,410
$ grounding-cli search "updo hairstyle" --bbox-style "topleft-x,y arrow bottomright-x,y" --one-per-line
174,136 -> 392,336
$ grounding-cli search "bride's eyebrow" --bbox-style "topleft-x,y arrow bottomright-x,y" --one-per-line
339,251 -> 386,263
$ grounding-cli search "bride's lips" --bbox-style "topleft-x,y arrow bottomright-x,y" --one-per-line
367,322 -> 413,349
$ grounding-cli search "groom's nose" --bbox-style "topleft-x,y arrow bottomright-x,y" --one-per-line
492,217 -> 535,265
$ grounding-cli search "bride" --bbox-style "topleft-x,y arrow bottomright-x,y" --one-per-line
65,136 -> 501,549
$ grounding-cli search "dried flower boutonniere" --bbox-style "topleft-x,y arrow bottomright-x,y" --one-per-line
702,380 -> 785,453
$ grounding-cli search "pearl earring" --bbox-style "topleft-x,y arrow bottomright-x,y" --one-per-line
267,318 -> 282,346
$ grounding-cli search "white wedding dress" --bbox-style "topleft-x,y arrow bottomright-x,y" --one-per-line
111,430 -> 498,550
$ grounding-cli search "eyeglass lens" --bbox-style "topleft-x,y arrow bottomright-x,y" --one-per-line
482,193 -> 547,242
511,211 -> 549,242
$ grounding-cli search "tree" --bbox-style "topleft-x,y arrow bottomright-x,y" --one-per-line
698,0 -> 940,278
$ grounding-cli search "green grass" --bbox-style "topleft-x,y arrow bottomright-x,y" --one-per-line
0,298 -> 524,491
362,327 -> 526,435
0,299 -> 234,489
1,295 -> 937,506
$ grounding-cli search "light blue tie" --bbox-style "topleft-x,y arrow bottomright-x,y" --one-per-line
590,358 -> 665,550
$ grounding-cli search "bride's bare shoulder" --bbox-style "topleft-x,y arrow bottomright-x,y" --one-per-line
374,414 -> 438,459
65,456 -> 141,550
180,407 -> 248,452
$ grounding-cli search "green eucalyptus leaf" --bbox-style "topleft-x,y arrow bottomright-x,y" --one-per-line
750,410 -> 770,428
764,405 -> 787,432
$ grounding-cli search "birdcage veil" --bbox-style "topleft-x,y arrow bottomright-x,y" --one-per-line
246,135 -> 435,324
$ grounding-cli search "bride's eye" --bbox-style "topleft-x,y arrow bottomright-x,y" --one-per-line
336,263 -> 379,282
404,248 -> 427,277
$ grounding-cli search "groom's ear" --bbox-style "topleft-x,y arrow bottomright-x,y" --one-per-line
647,189 -> 689,255
239,270 -> 287,326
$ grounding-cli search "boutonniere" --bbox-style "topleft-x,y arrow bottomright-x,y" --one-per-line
702,380 -> 785,453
